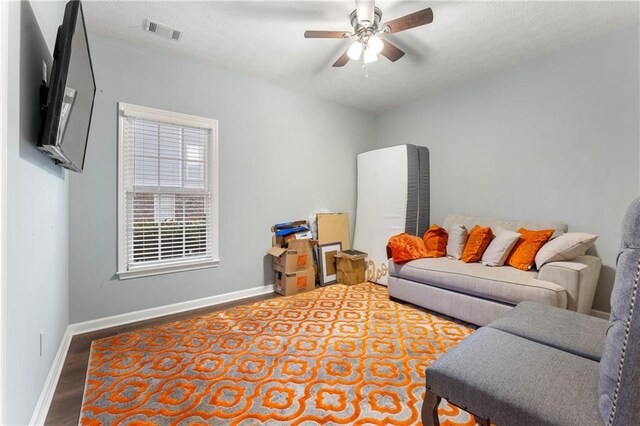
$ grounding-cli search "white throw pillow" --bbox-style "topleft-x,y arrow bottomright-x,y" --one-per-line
535,232 -> 598,269
446,224 -> 468,260
481,227 -> 521,267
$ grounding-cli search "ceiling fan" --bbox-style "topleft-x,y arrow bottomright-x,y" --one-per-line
304,0 -> 433,67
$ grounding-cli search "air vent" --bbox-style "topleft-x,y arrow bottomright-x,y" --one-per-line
143,19 -> 182,41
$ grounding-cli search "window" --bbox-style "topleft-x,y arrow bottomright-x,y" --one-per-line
117,103 -> 218,279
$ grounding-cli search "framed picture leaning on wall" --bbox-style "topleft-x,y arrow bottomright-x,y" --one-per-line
318,242 -> 342,285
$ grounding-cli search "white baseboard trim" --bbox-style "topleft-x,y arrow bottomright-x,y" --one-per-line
591,308 -> 610,320
29,328 -> 72,426
68,283 -> 275,336
31,284 -> 274,425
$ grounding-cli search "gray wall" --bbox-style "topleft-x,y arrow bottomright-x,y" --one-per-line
68,34 -> 376,323
6,1 -> 69,424
375,25 -> 640,313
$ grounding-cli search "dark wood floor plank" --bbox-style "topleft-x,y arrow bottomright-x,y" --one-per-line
45,292 -> 278,425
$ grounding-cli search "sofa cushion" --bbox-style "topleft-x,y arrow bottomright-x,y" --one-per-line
446,224 -> 468,260
461,225 -> 493,263
481,226 -> 520,267
387,233 -> 428,263
443,214 -> 567,238
535,232 -> 598,269
488,301 -> 608,361
389,258 -> 567,308
423,225 -> 448,258
506,228 -> 555,271
427,327 -> 601,426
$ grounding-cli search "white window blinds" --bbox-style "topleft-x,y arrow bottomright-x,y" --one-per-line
118,104 -> 218,277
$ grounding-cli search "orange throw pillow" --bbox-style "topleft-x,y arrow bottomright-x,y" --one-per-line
507,228 -> 555,271
388,233 -> 429,263
423,225 -> 448,258
461,225 -> 493,263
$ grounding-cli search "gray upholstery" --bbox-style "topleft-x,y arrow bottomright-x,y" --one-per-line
488,301 -> 608,361
390,258 -> 568,308
598,197 -> 640,425
621,197 -> 640,250
427,327 -> 602,426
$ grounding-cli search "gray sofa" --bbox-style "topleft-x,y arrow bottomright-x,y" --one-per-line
422,198 -> 640,425
388,214 -> 601,326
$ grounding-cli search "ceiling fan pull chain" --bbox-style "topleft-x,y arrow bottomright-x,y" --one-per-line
362,63 -> 369,79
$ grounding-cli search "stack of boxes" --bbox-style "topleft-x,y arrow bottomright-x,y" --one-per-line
267,221 -> 317,296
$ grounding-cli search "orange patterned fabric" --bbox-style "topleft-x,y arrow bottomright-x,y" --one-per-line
387,233 -> 429,263
461,225 -> 493,263
423,225 -> 448,258
507,228 -> 555,270
79,283 -> 476,425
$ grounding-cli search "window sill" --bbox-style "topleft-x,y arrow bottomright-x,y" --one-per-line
117,259 -> 220,280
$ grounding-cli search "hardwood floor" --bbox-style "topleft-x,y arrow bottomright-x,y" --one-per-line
45,292 -> 278,426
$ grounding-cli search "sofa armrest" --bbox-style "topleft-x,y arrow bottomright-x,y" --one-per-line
538,255 -> 601,314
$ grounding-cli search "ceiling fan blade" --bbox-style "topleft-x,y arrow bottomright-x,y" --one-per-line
383,7 -> 433,34
332,51 -> 350,67
304,30 -> 348,39
380,39 -> 405,62
356,0 -> 375,26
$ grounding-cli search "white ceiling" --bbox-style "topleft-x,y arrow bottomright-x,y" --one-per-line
83,1 -> 640,113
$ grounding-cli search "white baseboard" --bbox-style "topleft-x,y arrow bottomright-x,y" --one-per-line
31,284 -> 274,425
68,284 -> 275,335
591,308 -> 610,320
29,328 -> 72,426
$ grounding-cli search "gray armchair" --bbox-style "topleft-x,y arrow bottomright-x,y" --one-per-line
422,198 -> 640,426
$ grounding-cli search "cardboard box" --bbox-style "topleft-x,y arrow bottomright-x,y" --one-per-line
268,239 -> 317,273
336,255 -> 366,286
272,234 -> 284,247
283,230 -> 313,244
274,266 -> 316,296
317,213 -> 350,249
337,249 -> 368,260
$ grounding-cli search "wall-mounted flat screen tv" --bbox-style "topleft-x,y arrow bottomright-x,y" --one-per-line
38,0 -> 95,173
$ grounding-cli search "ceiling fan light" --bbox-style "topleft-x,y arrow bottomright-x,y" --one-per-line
347,41 -> 363,61
363,47 -> 378,64
368,35 -> 384,55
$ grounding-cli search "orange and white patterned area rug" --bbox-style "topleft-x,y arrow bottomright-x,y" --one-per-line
80,283 -> 477,425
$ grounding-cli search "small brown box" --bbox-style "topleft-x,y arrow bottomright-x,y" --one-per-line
273,265 -> 316,296
272,234 -> 284,247
336,256 -> 366,286
267,239 -> 317,273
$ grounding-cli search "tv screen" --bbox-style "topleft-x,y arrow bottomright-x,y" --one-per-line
38,0 -> 95,173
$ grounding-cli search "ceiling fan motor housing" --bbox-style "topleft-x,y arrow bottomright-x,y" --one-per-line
350,7 -> 383,35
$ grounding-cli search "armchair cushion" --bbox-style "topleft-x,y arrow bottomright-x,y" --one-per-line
427,327 -> 601,426
488,301 -> 608,361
